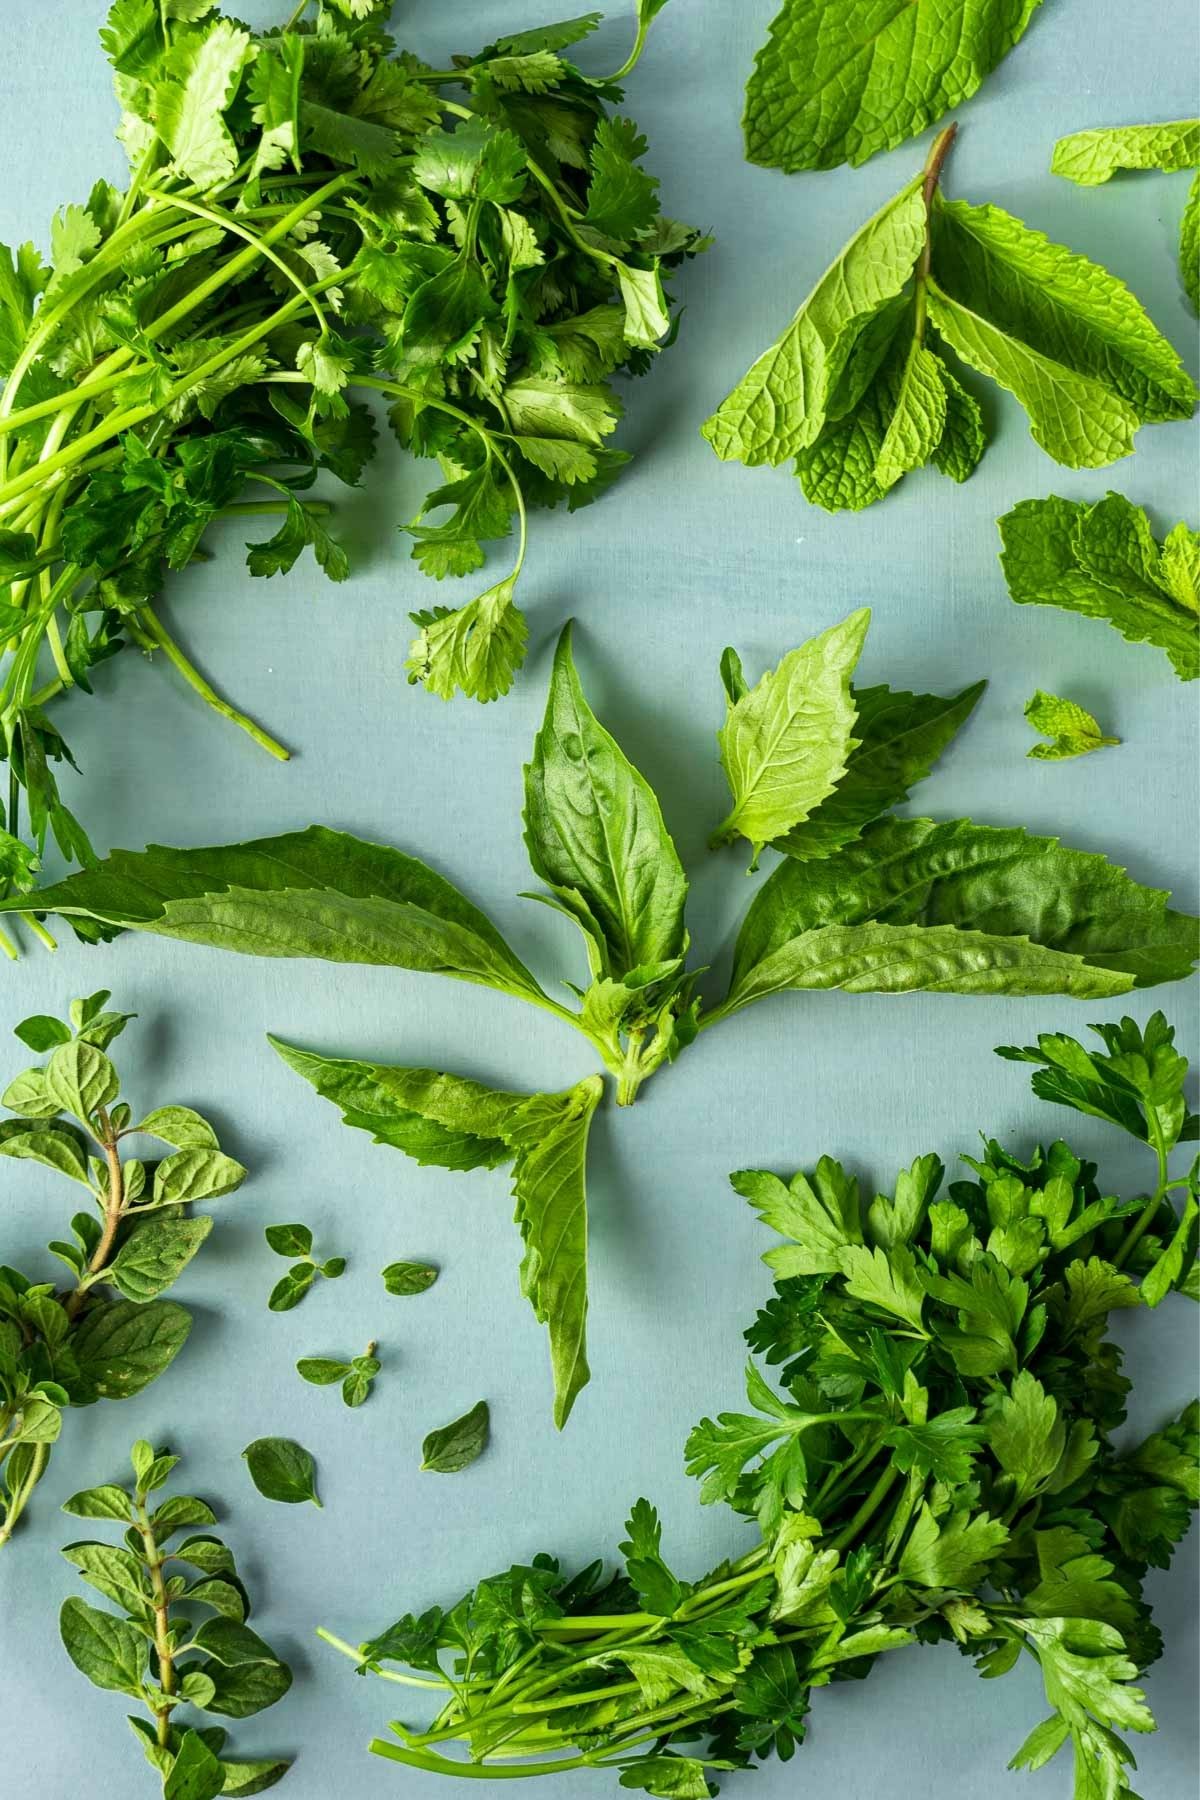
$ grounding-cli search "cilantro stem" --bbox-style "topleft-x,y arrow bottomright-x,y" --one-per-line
141,186 -> 332,335
134,607 -> 290,762
315,1630 -> 448,1689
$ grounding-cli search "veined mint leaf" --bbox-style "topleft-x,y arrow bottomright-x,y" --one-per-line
744,0 -> 1046,172
1051,119 -> 1200,185
998,493 -> 1199,682
1024,690 -> 1118,761
873,339 -> 948,492
712,611 -> 869,863
525,623 -> 687,978
702,178 -> 926,465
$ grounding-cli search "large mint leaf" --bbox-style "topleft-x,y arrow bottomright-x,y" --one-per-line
270,1038 -> 526,1172
744,0 -> 1044,172
524,624 -> 687,978
932,197 -> 1197,424
720,817 -> 1198,1016
998,494 -> 1198,682
778,680 -> 986,860
926,285 -> 1140,467
712,611 -> 869,862
1,827 -> 547,1004
507,1077 -> 603,1430
702,178 -> 926,465
1051,119 -> 1200,186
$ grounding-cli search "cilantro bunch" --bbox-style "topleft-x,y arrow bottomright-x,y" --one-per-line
9,611 -> 1195,1429
0,1 -> 701,916
326,1013 -> 1199,1800
0,993 -> 246,1551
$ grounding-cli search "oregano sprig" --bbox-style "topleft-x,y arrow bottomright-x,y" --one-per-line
264,1221 -> 346,1311
0,994 -> 246,1550
61,1438 -> 291,1798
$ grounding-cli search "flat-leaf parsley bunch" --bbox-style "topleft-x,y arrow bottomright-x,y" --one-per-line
327,1012 -> 1199,1800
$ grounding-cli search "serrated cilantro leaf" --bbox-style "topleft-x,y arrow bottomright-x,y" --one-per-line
586,118 -> 660,244
999,493 -> 1199,682
1052,119 -> 1200,186
711,610 -> 869,863
406,579 -> 529,704
1024,690 -> 1118,761
744,0 -> 1046,172
154,19 -> 252,187
245,496 -> 349,583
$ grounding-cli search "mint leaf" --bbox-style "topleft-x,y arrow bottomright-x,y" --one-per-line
744,0 -> 1046,172
999,493 -> 1199,682
1024,690 -> 1118,761
1051,119 -> 1200,185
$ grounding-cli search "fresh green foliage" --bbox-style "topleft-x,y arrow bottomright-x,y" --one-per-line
421,1400 -> 490,1474
60,1439 -> 291,1798
704,128 -> 1197,511
743,0 -> 1046,171
382,1261 -> 438,1296
298,1342 -> 380,1409
1024,691 -> 1118,761
264,1221 -> 345,1311
241,1437 -> 320,1509
998,492 -> 1199,682
0,995 -> 245,1551
0,1 -> 703,935
328,1017 -> 1197,1797
6,621 -> 1195,1428
1051,119 -> 1200,312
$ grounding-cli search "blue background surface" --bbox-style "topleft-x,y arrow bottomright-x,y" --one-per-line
0,3 -> 1196,1796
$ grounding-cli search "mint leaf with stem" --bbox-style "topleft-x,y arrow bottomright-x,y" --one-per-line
1024,690 -> 1119,761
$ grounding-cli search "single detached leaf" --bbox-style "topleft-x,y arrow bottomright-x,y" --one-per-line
524,624 -> 687,978
998,493 -> 1199,682
712,612 -> 869,861
1051,119 -> 1200,186
242,1437 -> 321,1507
382,1261 -> 439,1295
0,827 -> 547,1006
421,1400 -> 490,1473
264,1223 -> 313,1259
1024,690 -> 1118,760
703,178 -> 926,465
270,1038 -> 526,1172
744,0 -> 1046,172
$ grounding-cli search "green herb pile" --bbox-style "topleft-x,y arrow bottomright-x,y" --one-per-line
326,1011 -> 1199,1800
704,127 -> 1197,511
0,992 -> 245,1549
742,0 -> 1047,172
61,1437 -> 292,1797
7,613 -> 1194,1429
0,0 -> 701,919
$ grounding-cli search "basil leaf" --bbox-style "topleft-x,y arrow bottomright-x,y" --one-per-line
711,611 -> 869,861
524,623 -> 687,978
0,827 -> 547,1004
242,1437 -> 321,1508
507,1077 -> 603,1429
421,1400 -> 490,1474
270,1037 -> 526,1172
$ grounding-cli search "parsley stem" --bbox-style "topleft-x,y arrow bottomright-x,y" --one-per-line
1113,1123 -> 1172,1271
135,606 -> 291,762
831,1464 -> 901,1551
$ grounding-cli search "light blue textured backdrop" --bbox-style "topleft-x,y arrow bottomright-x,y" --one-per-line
0,3 -> 1197,1797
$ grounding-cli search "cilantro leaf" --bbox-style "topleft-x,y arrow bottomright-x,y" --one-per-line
245,496 -> 349,583
405,579 -> 529,704
999,493 -> 1199,682
619,1499 -> 684,1617
1024,690 -> 1119,761
744,0 -> 1046,172
154,19 -> 252,187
